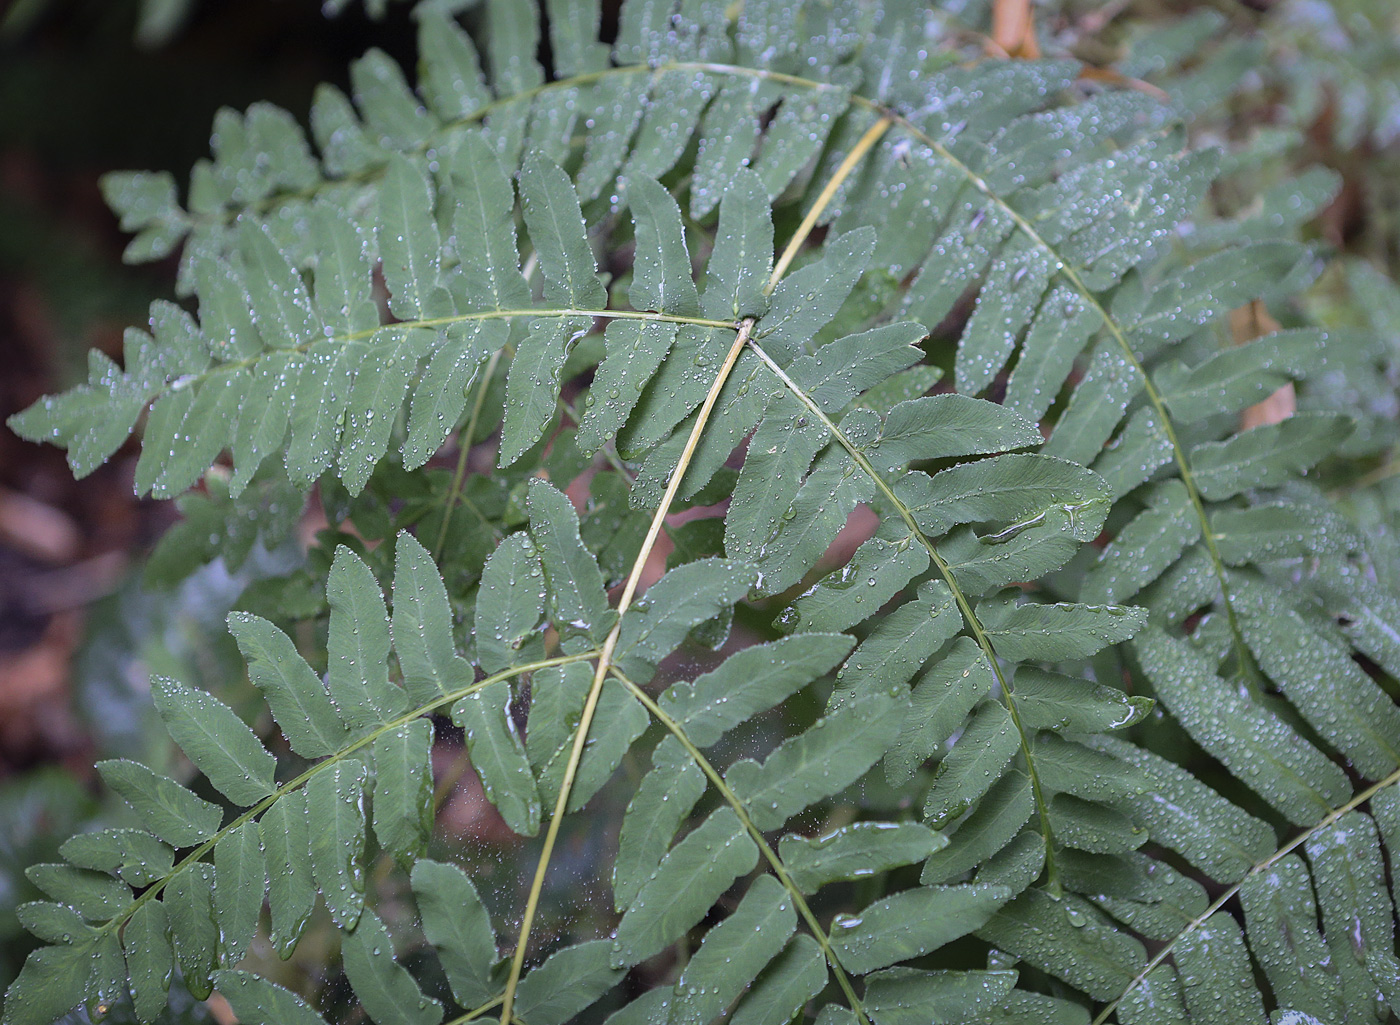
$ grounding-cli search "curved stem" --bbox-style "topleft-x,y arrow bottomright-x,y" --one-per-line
154,307 -> 736,401
867,107 -> 1260,692
746,338 -> 1061,891
498,319 -> 754,1025
610,668 -> 872,1025
498,115 -> 890,1025
94,651 -> 599,943
1090,768 -> 1400,1024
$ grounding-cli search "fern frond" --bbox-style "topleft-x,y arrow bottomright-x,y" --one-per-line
8,3 -> 1400,1025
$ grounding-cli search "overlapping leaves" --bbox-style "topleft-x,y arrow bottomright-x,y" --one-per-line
8,2 -> 1400,1025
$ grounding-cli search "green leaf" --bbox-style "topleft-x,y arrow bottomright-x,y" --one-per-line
372,720 -> 434,865
568,678 -> 649,812
526,662 -> 590,787
150,676 -> 276,805
976,889 -> 1146,1001
452,681 -> 541,836
519,154 -> 604,308
617,558 -> 757,676
327,545 -> 408,729
956,237 -> 1056,395
833,581 -> 959,699
779,821 -> 946,894
378,154 -> 447,321
887,638 -> 996,786
1134,626 -> 1350,824
611,808 -> 759,967
786,536 -> 929,635
340,331 -> 433,493
1041,348 -> 1143,467
724,398 -> 829,564
286,338 -> 360,487
231,351 -> 296,492
238,218 -> 319,348
874,394 -> 1041,471
310,84 -> 379,177
1212,500 -> 1351,567
691,82 -> 762,220
1154,328 -> 1322,423
214,820 -> 264,963
1236,579 -> 1400,777
1133,242 -> 1309,350
863,968 -> 1019,1025
342,907 -> 443,1025
1305,811 -> 1400,1015
137,368 -> 248,498
669,875 -> 796,1025
2,942 -> 91,1025
351,48 -> 433,149
832,883 -> 1011,975
576,75 -> 650,203
755,228 -> 875,364
393,531 -> 474,703
447,132 -> 531,311
228,611 -> 349,757
213,970 -> 331,1025
1238,854 -> 1341,1021
25,864 -> 128,922
659,633 -> 854,748
1190,411 -> 1353,500
620,69 -> 716,186
1088,737 -> 1272,882
123,900 -> 172,1023
16,902 -> 90,946
752,440 -> 877,597
613,737 -> 706,911
922,702 -> 1020,829
1013,667 -> 1150,733
727,685 -> 906,831
484,0 -> 542,94
1003,286 -> 1102,422
260,790 -> 315,958
416,10 -> 490,121
729,935 -> 828,1025
307,759 -> 367,929
701,167 -> 772,321
628,175 -> 700,316
1173,914 -> 1267,1025
578,318 -> 679,454
978,600 -> 1146,662
753,82 -> 853,201
901,203 -> 1013,337
404,319 -> 501,470
58,828 -> 172,888
500,315 -> 590,467
544,0 -> 608,75
166,863 -> 217,999
527,479 -> 615,646
1082,481 -> 1200,605
311,201 -> 377,336
896,454 -> 1111,539
101,168 -> 181,233
940,511 -> 1085,598
411,860 -> 497,1009
514,940 -> 625,1025
475,531 -> 546,674
792,321 -> 929,414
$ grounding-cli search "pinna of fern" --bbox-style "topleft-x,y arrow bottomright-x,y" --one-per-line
6,2 -> 1400,1025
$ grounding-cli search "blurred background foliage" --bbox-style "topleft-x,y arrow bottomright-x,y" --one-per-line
3,0 -> 1400,1018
